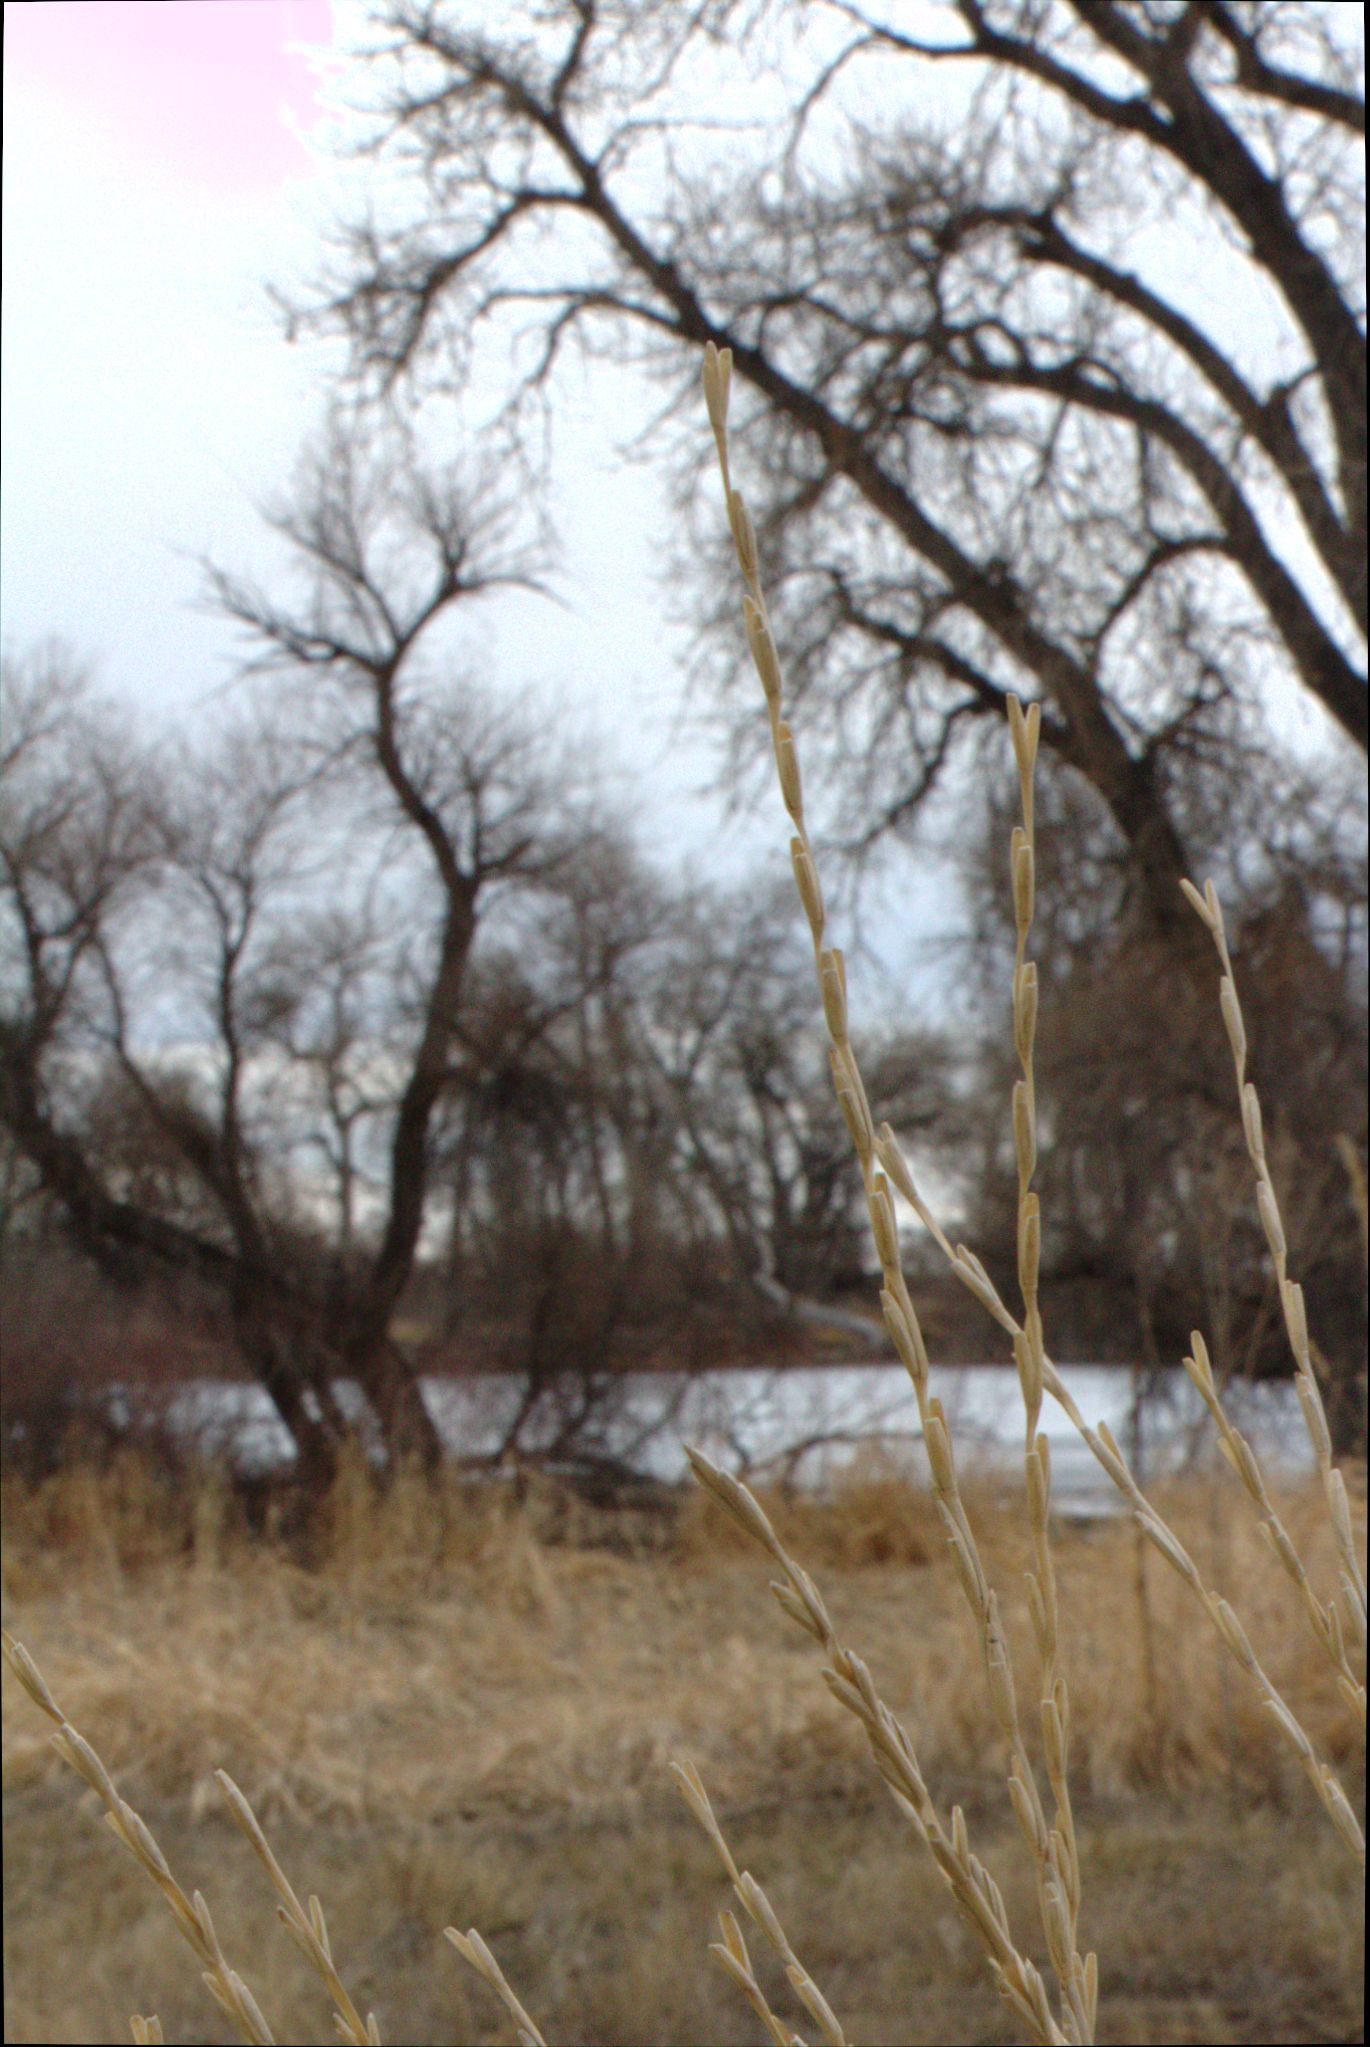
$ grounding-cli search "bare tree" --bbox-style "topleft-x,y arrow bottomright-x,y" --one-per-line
0,420 -> 576,1484
0,649 -> 178,1281
205,419 -> 560,1464
394,830 -> 740,1490
296,0 -> 1364,941
418,822 -> 963,1410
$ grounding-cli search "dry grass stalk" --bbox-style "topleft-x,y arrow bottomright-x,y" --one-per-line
1181,879 -> 1369,1719
1005,701 -> 1087,2039
1,1628 -> 275,2047
672,1757 -> 847,2047
683,1446 -> 1072,2046
710,1910 -> 806,2047
1,1629 -> 378,2044
702,338 -> 1097,2045
700,332 -> 1363,2028
130,2018 -> 165,2045
1182,1324 -> 1367,1729
216,1769 -> 380,2043
444,1929 -> 547,2047
883,904 -> 1363,1851
877,1058 -> 1364,1865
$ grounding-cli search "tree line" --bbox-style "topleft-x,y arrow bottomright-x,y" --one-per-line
2,1 -> 1365,1480
0,421 -> 949,1484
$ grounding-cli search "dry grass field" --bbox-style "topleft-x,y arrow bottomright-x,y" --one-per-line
3,346 -> 1364,2047
2,1454 -> 1364,2045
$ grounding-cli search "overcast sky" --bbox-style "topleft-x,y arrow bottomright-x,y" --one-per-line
3,1 -> 346,690
2,1 -> 793,896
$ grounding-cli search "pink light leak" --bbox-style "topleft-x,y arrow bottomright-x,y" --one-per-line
7,1 -> 338,197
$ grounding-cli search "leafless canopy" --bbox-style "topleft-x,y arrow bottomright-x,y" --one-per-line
298,0 -> 1364,934
0,425 -> 580,1483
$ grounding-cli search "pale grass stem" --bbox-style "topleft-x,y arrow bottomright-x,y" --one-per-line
699,330 -> 1363,2034
1181,1325 -> 1367,1729
1180,877 -> 1369,1710
216,1769 -> 380,2043
882,918 -> 1366,1855
1,1629 -> 276,2047
862,840 -> 1362,1819
1,1634 -> 381,2045
700,338 -> 1097,2045
672,1757 -> 847,2047
875,873 -> 1369,1862
2,1603 -> 545,2046
1006,701 -> 1087,2041
444,1929 -> 547,2047
710,1909 -> 806,2047
684,1446 -> 1072,2046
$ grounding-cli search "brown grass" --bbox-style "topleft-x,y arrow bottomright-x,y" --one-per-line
2,1458 -> 1365,2043
2,345 -> 1365,2044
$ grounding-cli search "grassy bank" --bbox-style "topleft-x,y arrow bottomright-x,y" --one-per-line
3,1457 -> 1363,2044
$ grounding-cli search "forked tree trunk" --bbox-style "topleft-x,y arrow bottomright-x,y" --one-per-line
349,1332 -> 445,1475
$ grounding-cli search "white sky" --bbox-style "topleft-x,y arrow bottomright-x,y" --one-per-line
0,0 -> 781,889
4,4 -> 342,696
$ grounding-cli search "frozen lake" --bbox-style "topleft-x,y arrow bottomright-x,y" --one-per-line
155,1361 -> 1315,1519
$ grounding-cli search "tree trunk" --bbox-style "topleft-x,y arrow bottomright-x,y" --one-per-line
349,1331 -> 445,1474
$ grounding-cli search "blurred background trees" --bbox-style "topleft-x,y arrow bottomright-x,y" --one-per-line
2,1 -> 1364,1479
0,615 -> 966,1479
2,418 -> 589,1479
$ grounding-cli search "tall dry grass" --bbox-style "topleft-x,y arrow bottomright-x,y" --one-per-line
2,346 -> 1365,2045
